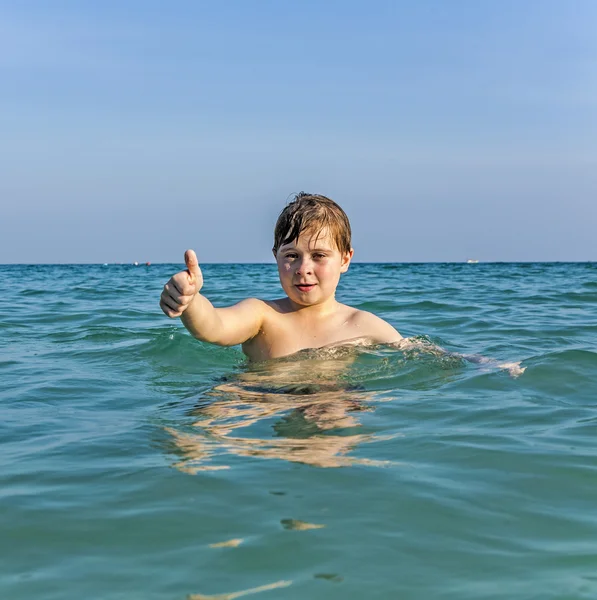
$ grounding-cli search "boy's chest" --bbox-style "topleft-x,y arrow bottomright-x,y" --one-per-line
243,310 -> 360,361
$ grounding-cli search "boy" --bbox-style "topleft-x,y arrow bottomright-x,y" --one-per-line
160,192 -> 402,361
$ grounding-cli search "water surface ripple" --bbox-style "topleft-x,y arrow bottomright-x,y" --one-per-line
1,262 -> 596,599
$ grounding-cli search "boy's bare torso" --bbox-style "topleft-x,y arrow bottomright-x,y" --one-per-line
242,297 -> 400,362
161,229 -> 402,360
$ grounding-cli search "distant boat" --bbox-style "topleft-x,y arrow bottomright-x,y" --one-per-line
466,259 -> 479,264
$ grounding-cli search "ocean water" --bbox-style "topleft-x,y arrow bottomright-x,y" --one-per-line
2,262 -> 597,600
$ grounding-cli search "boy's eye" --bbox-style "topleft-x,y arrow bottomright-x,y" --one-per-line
313,253 -> 326,259
285,253 -> 298,259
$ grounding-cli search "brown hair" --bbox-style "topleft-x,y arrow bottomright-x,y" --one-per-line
273,192 -> 352,255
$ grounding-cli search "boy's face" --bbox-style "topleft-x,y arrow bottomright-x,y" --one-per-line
274,228 -> 353,308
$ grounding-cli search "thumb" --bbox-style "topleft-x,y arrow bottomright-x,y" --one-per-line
184,249 -> 201,282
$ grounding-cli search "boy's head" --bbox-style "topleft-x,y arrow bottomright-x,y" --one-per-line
272,192 -> 352,256
272,193 -> 353,307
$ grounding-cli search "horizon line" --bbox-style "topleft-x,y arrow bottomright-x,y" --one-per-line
1,260 -> 595,266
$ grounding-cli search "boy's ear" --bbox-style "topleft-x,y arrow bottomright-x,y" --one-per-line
340,248 -> 354,273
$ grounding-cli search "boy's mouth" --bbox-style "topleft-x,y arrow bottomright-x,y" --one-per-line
295,283 -> 316,293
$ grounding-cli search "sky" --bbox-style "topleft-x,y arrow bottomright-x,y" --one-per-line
1,0 -> 596,263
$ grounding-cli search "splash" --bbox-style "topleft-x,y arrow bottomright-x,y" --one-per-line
165,335 -> 523,472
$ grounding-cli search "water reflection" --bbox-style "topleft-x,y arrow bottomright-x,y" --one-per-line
188,579 -> 292,600
167,346 -> 400,471
164,337 -> 504,472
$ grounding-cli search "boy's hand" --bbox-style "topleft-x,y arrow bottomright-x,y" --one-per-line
160,249 -> 204,318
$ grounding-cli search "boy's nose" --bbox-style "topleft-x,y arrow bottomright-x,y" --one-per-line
296,259 -> 313,275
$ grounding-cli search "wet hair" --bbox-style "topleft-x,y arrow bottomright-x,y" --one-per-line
273,192 -> 352,255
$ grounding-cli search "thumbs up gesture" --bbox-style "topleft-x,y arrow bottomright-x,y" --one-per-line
160,250 -> 204,318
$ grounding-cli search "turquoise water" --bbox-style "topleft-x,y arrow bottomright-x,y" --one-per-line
2,262 -> 597,599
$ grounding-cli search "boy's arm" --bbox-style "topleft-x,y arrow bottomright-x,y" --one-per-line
160,250 -> 264,346
181,295 -> 265,346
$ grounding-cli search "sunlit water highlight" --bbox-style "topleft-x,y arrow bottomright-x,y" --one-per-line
1,262 -> 597,599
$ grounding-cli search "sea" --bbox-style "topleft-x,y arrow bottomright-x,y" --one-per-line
1,262 -> 596,600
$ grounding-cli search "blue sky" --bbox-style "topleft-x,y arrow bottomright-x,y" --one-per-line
1,0 -> 596,263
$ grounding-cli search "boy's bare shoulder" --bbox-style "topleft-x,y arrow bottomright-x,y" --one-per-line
260,297 -> 294,314
346,308 -> 402,343
227,297 -> 269,314
236,298 -> 289,318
